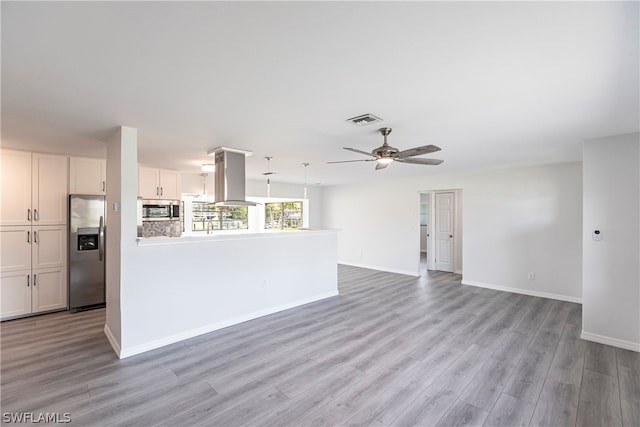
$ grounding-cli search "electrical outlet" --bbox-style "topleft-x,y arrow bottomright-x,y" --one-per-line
528,272 -> 535,280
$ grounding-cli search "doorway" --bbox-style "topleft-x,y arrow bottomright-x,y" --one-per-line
419,190 -> 462,274
419,193 -> 430,272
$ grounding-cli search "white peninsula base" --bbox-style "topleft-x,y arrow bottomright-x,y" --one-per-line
106,230 -> 338,358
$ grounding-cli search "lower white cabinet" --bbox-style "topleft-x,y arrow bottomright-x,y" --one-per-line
0,269 -> 67,319
32,268 -> 67,313
0,271 -> 32,318
0,226 -> 67,319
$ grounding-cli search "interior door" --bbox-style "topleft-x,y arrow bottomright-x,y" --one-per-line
435,192 -> 454,272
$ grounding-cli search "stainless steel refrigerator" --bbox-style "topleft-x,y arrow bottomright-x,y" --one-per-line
69,195 -> 106,311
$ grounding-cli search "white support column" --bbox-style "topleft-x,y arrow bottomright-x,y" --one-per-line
582,132 -> 640,352
104,126 -> 138,357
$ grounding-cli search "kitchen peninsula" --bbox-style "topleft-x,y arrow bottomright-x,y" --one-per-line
104,127 -> 338,359
110,228 -> 338,358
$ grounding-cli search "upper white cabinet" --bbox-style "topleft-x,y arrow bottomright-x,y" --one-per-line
1,150 -> 68,226
159,169 -> 179,200
1,150 -> 32,225
138,166 -> 158,199
138,166 -> 180,200
69,157 -> 106,195
32,153 -> 69,225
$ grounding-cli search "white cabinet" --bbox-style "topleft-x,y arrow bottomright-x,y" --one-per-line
159,169 -> 179,200
0,225 -> 68,319
0,268 -> 67,318
69,157 -> 106,195
0,271 -> 32,318
32,153 -> 69,225
32,226 -> 67,270
138,166 -> 159,199
0,149 -> 68,319
1,150 -> 68,226
32,268 -> 67,313
1,150 -> 32,226
138,166 -> 180,200
0,227 -> 31,272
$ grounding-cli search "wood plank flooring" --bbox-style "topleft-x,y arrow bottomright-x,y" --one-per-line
1,265 -> 639,426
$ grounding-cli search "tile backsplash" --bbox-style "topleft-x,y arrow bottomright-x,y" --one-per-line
141,220 -> 182,238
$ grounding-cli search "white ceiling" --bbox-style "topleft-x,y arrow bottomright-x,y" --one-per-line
2,1 -> 638,186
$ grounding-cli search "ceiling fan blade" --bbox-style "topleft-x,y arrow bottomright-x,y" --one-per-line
375,162 -> 390,170
395,144 -> 441,159
327,159 -> 376,164
343,147 -> 376,158
395,157 -> 444,165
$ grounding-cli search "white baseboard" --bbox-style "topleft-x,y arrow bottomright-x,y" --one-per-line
461,280 -> 582,304
339,261 -> 420,277
581,330 -> 640,352
103,324 -> 121,358
118,291 -> 339,359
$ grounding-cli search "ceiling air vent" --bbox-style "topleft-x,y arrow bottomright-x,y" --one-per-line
346,113 -> 383,126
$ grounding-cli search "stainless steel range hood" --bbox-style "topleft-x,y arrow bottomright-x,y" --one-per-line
213,148 -> 257,206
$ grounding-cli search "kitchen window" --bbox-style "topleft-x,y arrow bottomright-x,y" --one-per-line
191,202 -> 248,231
265,201 -> 303,230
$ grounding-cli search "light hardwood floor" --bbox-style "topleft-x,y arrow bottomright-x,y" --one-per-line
1,265 -> 639,426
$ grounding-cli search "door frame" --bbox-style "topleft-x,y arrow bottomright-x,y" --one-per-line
418,189 -> 463,274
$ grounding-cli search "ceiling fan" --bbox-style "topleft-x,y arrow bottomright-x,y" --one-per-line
328,127 -> 443,170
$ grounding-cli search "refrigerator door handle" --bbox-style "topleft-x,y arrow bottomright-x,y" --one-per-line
99,215 -> 105,261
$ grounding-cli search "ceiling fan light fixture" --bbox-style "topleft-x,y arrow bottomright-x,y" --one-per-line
201,163 -> 215,172
377,158 -> 394,164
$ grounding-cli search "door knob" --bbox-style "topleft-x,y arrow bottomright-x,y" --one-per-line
449,235 -> 453,238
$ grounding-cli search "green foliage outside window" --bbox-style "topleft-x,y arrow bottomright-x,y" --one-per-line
265,201 -> 303,230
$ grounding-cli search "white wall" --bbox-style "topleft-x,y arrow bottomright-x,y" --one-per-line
322,162 -> 583,302
582,132 -> 640,351
181,171 -> 214,196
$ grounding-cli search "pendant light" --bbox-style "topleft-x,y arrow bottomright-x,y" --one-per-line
263,156 -> 275,198
302,163 -> 310,199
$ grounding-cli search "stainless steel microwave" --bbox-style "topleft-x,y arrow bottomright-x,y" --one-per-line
141,199 -> 181,221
